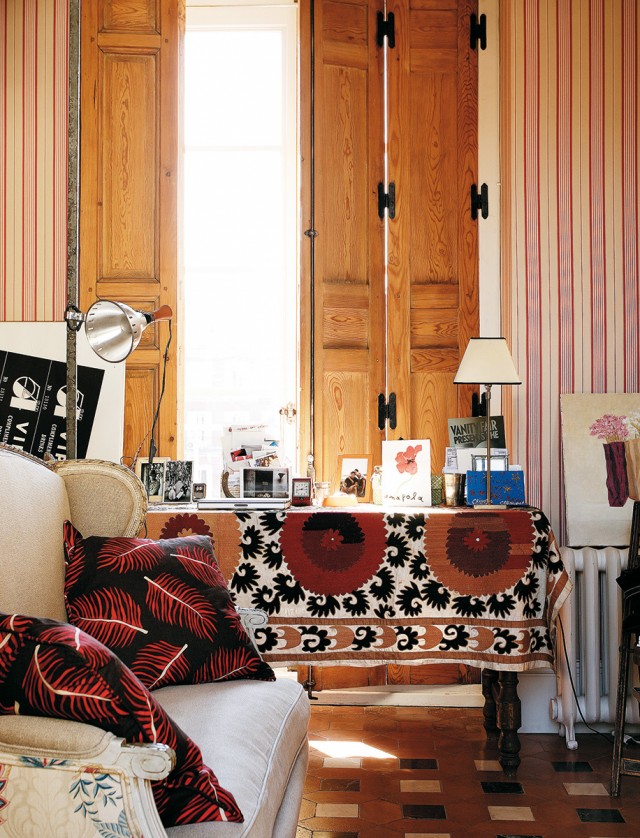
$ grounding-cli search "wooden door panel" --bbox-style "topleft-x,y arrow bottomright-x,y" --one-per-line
302,0 -> 385,482
102,0 -> 159,33
322,369 -> 374,489
387,0 -> 478,444
80,0 -> 179,464
411,371 -> 458,472
101,51 -> 158,280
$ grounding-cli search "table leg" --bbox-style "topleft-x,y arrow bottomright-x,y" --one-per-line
481,669 -> 499,737
496,671 -> 521,777
482,669 -> 521,776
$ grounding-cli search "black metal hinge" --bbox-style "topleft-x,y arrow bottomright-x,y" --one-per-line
378,392 -> 397,430
376,11 -> 395,48
378,182 -> 396,219
470,183 -> 489,220
470,13 -> 487,50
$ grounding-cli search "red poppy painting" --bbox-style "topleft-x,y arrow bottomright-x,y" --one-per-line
382,439 -> 432,506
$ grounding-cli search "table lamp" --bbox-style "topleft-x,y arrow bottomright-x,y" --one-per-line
454,337 -> 521,507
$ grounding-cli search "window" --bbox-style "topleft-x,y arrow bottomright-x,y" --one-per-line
183,3 -> 298,491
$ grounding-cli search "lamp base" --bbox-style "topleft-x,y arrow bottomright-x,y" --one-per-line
472,502 -> 508,510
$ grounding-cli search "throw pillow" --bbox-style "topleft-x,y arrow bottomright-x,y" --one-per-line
0,612 -> 243,827
63,523 -> 274,690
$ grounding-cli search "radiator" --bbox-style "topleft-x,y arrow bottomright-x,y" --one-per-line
551,546 -> 640,749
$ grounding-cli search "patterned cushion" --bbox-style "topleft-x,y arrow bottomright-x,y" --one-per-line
0,613 -> 243,827
63,524 -> 275,690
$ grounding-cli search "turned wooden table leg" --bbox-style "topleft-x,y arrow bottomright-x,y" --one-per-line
496,671 -> 521,776
481,669 -> 499,737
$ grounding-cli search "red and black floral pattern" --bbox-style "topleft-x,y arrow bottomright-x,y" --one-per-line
0,613 -> 243,827
63,524 -> 274,690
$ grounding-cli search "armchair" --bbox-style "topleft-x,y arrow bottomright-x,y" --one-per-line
0,444 -> 309,836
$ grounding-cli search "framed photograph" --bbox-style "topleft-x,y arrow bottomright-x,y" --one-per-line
381,440 -> 431,506
471,453 -> 509,472
135,457 -> 169,503
337,455 -> 372,502
163,460 -> 193,503
242,466 -> 290,499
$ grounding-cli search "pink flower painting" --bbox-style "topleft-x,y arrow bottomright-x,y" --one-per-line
395,444 -> 423,475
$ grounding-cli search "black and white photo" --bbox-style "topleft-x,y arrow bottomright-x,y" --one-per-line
163,460 -> 193,503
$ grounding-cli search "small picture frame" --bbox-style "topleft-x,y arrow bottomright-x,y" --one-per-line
163,460 -> 194,503
337,454 -> 372,502
471,454 -> 509,472
135,457 -> 169,503
192,482 -> 207,501
242,466 -> 290,499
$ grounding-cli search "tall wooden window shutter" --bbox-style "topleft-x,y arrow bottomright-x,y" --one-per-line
301,0 -> 479,483
79,0 -> 181,464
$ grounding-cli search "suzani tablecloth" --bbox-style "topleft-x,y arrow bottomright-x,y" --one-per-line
146,506 -> 572,671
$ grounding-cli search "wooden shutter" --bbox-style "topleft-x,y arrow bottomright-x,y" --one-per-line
300,0 -> 386,486
386,0 -> 478,468
301,0 -> 478,481
79,0 -> 181,464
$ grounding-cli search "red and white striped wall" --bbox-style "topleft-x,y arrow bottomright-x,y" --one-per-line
0,0 -> 69,322
502,0 -> 640,542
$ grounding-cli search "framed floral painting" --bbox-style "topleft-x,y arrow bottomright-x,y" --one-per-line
561,393 -> 640,546
381,440 -> 432,506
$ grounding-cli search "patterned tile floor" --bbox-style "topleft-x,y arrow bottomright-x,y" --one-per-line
297,705 -> 640,838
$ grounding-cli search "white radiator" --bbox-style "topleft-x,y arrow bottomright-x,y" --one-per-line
551,546 -> 640,749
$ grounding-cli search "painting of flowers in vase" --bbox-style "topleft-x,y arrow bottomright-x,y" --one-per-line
381,440 -> 432,506
561,394 -> 640,546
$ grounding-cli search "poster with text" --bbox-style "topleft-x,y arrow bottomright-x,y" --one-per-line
0,351 -> 104,459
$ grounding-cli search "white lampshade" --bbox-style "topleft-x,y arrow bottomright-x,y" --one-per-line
454,337 -> 521,385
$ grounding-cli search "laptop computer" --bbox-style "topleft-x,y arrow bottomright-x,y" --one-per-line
197,497 -> 291,511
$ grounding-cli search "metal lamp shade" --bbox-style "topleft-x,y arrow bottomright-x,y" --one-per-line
84,300 -> 148,363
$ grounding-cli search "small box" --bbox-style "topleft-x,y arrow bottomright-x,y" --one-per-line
466,470 -> 526,506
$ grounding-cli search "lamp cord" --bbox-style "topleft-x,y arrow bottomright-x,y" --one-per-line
130,321 -> 172,471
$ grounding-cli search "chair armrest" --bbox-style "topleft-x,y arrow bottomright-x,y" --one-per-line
0,715 -> 173,837
237,606 -> 268,650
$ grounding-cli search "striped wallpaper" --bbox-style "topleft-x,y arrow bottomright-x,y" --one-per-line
0,0 -> 69,322
501,0 -> 640,542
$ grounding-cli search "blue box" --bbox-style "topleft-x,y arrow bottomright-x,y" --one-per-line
466,470 -> 526,506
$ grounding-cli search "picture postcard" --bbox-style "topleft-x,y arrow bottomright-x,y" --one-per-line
448,416 -> 506,449
381,440 -> 431,506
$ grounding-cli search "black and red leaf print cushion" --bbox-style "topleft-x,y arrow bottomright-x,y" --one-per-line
0,612 -> 243,827
63,524 -> 274,690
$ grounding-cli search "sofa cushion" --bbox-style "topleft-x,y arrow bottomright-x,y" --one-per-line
0,612 -> 243,827
0,447 -> 69,622
63,524 -> 275,689
155,678 -> 310,837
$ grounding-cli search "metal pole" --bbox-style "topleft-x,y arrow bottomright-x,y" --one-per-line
66,0 -> 81,460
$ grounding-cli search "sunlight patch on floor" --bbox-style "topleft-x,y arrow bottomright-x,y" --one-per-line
309,740 -> 396,759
